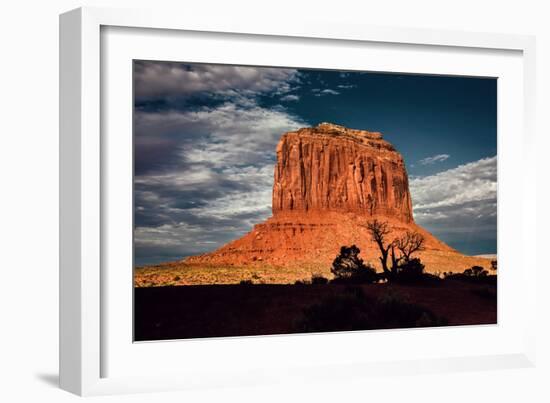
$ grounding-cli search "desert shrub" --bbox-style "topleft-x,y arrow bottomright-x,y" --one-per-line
295,292 -> 372,332
295,288 -> 448,333
294,279 -> 311,285
354,265 -> 379,283
239,279 -> 253,285
331,265 -> 379,284
490,260 -> 497,271
331,245 -> 363,278
311,274 -> 329,284
390,258 -> 440,284
393,258 -> 424,282
464,266 -> 488,277
330,245 -> 379,284
444,266 -> 495,284
372,289 -> 447,328
421,273 -> 444,283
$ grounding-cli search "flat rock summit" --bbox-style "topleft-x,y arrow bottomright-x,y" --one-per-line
184,123 -> 492,274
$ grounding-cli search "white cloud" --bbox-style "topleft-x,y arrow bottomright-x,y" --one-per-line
419,154 -> 450,165
189,165 -> 274,219
134,98 -> 307,165
135,223 -> 204,248
151,102 -> 305,167
281,94 -> 300,102
135,165 -> 217,189
134,61 -> 300,98
134,221 -> 247,260
313,88 -> 340,96
409,157 -> 497,246
410,156 -> 496,210
134,89 -> 307,264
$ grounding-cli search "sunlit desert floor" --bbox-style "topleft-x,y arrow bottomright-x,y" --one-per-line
134,263 -> 337,287
134,258 -> 495,287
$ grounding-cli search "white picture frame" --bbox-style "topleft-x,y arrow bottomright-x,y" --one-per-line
59,6 -> 537,396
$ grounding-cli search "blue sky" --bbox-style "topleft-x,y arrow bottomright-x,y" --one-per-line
134,61 -> 497,266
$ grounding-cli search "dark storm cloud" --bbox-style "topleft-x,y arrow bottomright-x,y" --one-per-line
133,62 -> 308,264
134,206 -> 274,266
134,162 -> 278,264
134,100 -> 306,174
135,163 -> 274,224
134,61 -> 300,98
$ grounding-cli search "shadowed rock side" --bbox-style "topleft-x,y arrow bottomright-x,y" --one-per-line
184,123 -> 492,274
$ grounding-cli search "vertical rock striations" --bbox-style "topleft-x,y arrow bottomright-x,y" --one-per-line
184,123 -> 492,274
272,123 -> 413,222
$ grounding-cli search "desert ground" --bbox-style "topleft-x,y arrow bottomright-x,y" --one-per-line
134,256 -> 494,287
135,279 -> 496,341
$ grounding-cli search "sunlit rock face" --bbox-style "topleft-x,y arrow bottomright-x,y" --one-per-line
185,123 -> 492,274
272,123 -> 413,223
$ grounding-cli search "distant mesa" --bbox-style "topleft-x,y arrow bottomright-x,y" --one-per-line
185,123 -> 492,273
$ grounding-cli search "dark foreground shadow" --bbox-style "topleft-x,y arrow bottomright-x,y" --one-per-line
135,280 -> 496,342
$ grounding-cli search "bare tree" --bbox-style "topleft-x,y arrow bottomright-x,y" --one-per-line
366,219 -> 392,275
393,231 -> 425,263
366,220 -> 425,279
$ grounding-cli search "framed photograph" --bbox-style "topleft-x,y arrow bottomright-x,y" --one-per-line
60,7 -> 537,396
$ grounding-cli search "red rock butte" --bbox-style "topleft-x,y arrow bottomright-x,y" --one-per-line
185,123 -> 492,274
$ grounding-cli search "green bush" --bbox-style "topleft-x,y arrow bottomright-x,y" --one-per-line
330,245 -> 379,284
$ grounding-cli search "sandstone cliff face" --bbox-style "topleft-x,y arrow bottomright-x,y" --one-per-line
183,123 -> 491,275
272,123 -> 413,222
